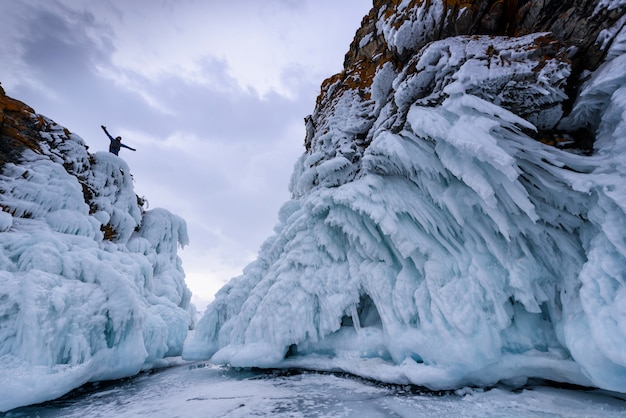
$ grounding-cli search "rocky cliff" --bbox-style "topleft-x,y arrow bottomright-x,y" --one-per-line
0,86 -> 193,411
306,0 -> 625,170
186,0 -> 626,394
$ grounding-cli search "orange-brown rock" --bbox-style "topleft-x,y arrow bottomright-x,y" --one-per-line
0,85 -> 45,165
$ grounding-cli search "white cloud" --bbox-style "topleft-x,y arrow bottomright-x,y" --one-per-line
81,0 -> 369,98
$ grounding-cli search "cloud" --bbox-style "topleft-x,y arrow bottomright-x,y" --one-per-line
89,0 -> 366,98
1,1 -> 110,88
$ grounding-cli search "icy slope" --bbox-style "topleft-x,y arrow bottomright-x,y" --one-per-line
0,88 -> 192,412
185,0 -> 626,393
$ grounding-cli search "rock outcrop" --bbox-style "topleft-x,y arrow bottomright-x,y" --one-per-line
0,85 -> 45,164
307,0 -> 625,158
0,86 -> 193,412
186,0 -> 626,394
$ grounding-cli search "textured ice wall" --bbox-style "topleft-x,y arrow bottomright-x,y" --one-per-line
185,4 -> 626,394
0,120 -> 192,412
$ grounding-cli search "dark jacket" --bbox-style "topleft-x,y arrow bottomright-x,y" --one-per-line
101,126 -> 136,155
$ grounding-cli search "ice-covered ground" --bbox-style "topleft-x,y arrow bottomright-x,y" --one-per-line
6,360 -> 626,418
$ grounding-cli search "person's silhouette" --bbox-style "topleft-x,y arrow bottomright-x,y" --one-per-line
101,125 -> 136,155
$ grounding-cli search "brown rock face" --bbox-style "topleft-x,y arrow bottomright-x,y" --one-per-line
307,0 -> 625,153
0,85 -> 45,165
344,0 -> 623,90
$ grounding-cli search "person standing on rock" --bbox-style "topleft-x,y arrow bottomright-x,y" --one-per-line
101,125 -> 136,155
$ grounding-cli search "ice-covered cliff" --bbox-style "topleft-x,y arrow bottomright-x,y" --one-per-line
0,86 -> 193,411
185,0 -> 626,393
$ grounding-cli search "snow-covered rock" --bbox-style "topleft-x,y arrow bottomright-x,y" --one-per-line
0,87 -> 193,412
185,0 -> 626,394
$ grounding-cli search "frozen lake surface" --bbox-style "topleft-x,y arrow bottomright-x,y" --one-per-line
5,360 -> 626,417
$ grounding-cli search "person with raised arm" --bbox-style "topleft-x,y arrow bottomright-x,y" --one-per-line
101,125 -> 136,155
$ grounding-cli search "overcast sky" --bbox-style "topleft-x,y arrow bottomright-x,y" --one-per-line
0,0 -> 372,311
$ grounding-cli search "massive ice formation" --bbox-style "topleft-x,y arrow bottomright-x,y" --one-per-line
0,88 -> 192,412
185,0 -> 626,393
